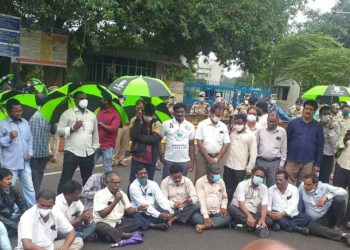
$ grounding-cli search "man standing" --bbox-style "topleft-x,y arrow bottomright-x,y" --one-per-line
166,93 -> 176,116
267,170 -> 311,234
161,102 -> 195,179
299,174 -> 350,245
228,167 -> 272,238
256,101 -> 269,129
224,114 -> 257,202
256,111 -> 287,187
338,104 -> 350,148
95,92 -> 121,173
16,189 -> 83,250
195,103 -> 230,181
57,91 -> 99,193
285,100 -> 324,186
288,98 -> 303,120
190,91 -> 210,115
0,99 -> 35,206
214,93 -> 234,117
29,93 -> 51,196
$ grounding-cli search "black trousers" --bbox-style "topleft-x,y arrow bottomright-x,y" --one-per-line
228,205 -> 273,227
30,157 -> 49,196
319,155 -> 334,183
333,163 -> 350,219
308,195 -> 346,241
95,218 -> 142,243
57,151 -> 95,194
175,203 -> 201,224
223,166 -> 245,204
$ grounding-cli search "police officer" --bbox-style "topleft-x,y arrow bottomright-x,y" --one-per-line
166,93 -> 176,115
214,93 -> 234,117
190,91 -> 210,115
288,98 -> 303,119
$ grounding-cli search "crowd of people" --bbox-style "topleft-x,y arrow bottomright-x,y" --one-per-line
0,89 -> 350,249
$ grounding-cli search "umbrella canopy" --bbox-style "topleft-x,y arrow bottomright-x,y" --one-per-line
123,96 -> 171,123
40,83 -> 127,124
302,85 -> 350,102
31,78 -> 48,94
0,91 -> 38,120
108,75 -> 171,97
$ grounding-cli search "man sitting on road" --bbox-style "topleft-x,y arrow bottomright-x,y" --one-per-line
54,180 -> 97,241
16,189 -> 83,250
193,163 -> 231,233
267,170 -> 311,234
93,171 -> 146,245
129,167 -> 174,231
160,164 -> 200,225
81,172 -> 107,209
228,166 -> 272,238
299,174 -> 350,246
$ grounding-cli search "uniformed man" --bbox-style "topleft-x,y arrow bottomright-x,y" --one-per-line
288,98 -> 303,120
214,93 -> 234,117
330,103 -> 342,124
236,96 -> 257,115
190,91 -> 210,115
166,93 -> 176,116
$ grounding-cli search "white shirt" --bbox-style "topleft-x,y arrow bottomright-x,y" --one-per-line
54,194 -> 85,222
231,179 -> 268,213
246,123 -> 260,135
268,184 -> 299,217
129,179 -> 173,218
57,106 -> 99,157
161,118 -> 195,162
93,187 -> 131,227
257,113 -> 268,129
195,118 -> 230,154
337,141 -> 350,170
17,205 -> 73,250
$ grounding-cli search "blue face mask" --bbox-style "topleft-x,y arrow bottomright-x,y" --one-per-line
211,174 -> 221,183
138,178 -> 147,186
252,176 -> 263,186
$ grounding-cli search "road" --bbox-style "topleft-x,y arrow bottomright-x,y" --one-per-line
10,154 -> 350,250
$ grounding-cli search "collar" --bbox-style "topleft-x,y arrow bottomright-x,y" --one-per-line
7,116 -> 23,123
73,106 -> 88,114
247,179 -> 261,190
205,118 -> 221,128
168,176 -> 185,186
172,117 -> 186,124
266,127 -> 279,133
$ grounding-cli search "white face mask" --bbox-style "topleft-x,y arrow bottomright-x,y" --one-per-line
247,114 -> 257,122
79,99 -> 88,109
199,97 -> 205,102
234,124 -> 244,132
38,208 -> 51,217
143,115 -> 153,122
211,115 -> 220,123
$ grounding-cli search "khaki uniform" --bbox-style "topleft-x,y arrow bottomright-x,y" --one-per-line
237,104 -> 249,115
331,112 -> 343,125
216,100 -> 234,117
166,102 -> 175,115
190,101 -> 210,115
288,105 -> 303,119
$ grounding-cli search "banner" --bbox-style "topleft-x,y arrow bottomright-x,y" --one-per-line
0,14 -> 20,57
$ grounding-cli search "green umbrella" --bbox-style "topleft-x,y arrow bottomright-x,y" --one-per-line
108,75 -> 172,97
123,96 -> 171,123
0,91 -> 38,120
302,85 -> 350,102
40,83 -> 127,124
31,78 -> 48,94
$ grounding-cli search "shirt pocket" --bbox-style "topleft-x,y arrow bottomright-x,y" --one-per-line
84,121 -> 94,132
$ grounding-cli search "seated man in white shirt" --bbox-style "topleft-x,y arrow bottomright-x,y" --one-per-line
193,163 -> 231,233
228,166 -> 273,238
160,163 -> 200,225
16,189 -> 83,250
267,170 -> 311,234
129,167 -> 174,231
93,171 -> 146,245
54,180 -> 97,241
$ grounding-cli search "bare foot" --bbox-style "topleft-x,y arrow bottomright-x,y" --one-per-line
195,224 -> 204,233
167,216 -> 177,227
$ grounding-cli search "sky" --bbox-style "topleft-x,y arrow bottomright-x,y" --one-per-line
224,0 -> 338,78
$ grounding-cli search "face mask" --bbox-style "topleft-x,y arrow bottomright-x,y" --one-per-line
247,114 -> 257,122
79,99 -> 88,109
211,174 -> 221,183
321,115 -> 329,123
234,124 -> 244,132
138,178 -> 147,186
252,176 -> 263,186
199,97 -> 205,102
211,115 -> 220,123
38,208 -> 51,217
143,116 -> 153,122
343,110 -> 350,118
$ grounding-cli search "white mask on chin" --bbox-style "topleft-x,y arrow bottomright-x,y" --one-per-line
211,115 -> 220,123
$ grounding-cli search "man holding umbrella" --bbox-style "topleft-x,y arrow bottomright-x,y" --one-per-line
56,91 -> 99,194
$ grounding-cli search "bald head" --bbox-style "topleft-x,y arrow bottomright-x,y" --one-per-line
267,111 -> 279,130
243,239 -> 295,250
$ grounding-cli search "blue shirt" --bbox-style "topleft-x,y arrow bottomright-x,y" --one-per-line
287,118 -> 324,166
29,111 -> 51,158
0,117 -> 33,170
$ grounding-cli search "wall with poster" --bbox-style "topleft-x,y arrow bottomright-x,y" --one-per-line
12,28 -> 68,68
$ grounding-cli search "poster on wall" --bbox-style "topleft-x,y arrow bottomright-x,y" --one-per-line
0,14 -> 20,57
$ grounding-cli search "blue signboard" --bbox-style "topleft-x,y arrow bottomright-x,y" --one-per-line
0,14 -> 20,57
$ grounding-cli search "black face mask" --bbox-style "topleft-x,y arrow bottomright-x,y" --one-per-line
100,103 -> 106,109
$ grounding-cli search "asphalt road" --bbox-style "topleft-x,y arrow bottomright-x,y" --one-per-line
10,155 -> 350,250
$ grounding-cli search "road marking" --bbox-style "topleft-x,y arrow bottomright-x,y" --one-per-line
44,164 -> 103,176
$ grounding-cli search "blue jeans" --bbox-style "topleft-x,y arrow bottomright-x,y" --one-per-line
11,161 -> 36,207
95,148 -> 115,173
0,221 -> 11,250
276,213 -> 312,232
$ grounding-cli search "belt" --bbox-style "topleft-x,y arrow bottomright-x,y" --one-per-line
257,157 -> 280,162
208,153 -> 219,158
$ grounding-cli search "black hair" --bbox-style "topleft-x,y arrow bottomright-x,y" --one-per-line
252,166 -> 266,174
169,164 -> 184,175
37,189 -> 56,201
319,105 -> 331,115
0,168 -> 12,180
144,103 -> 155,115
73,91 -> 85,99
303,100 -> 318,111
135,166 -> 147,174
304,173 -> 318,184
268,110 -> 279,119
276,170 -> 289,180
135,99 -> 145,106
210,102 -> 224,113
102,91 -> 112,104
342,104 -> 350,110
35,93 -> 46,106
173,102 -> 186,111
6,98 -> 21,112
234,113 -> 247,123
247,107 -> 257,114
61,180 -> 82,195
256,102 -> 268,114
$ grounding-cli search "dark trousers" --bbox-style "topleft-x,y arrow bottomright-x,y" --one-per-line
95,218 -> 142,243
30,157 -> 49,196
162,160 -> 189,180
308,195 -> 346,241
136,213 -> 166,230
228,205 -> 273,227
191,213 -> 232,228
319,155 -> 334,183
256,158 -> 280,187
57,151 -> 95,194
129,158 -> 156,183
333,163 -> 350,219
276,213 -> 312,232
223,167 -> 245,204
175,203 -> 201,224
